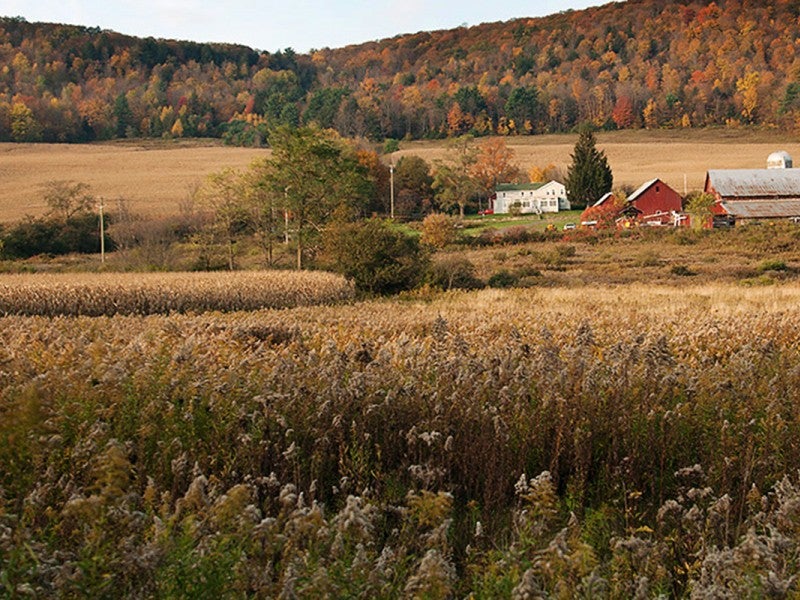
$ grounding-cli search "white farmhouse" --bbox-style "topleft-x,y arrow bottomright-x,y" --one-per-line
492,181 -> 570,214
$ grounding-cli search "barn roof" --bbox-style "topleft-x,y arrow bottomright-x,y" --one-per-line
592,192 -> 615,207
719,199 -> 800,219
627,179 -> 660,203
707,169 -> 800,198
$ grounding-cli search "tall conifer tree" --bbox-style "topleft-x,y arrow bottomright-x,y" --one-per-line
565,128 -> 613,209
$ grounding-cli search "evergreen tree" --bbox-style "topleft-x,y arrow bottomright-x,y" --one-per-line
113,93 -> 134,138
565,128 -> 613,209
504,86 -> 541,132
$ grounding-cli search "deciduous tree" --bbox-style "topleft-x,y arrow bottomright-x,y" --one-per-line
394,155 -> 434,219
432,136 -> 478,218
685,191 -> 716,230
43,180 -> 95,221
611,96 -> 635,129
504,86 -> 541,133
10,101 -> 41,142
261,125 -> 370,269
194,168 -> 248,270
469,138 -> 522,210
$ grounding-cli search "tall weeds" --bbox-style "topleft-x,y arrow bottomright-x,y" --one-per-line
2,284 -> 800,596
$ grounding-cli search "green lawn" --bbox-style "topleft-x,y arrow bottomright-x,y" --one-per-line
387,210 -> 584,239
461,210 -> 583,236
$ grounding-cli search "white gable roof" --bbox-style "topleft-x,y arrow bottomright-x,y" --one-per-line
627,179 -> 660,203
593,192 -> 615,207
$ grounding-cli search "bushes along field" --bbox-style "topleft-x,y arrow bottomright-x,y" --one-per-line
3,284 -> 800,596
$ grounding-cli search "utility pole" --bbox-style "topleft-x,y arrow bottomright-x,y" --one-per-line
98,197 -> 105,265
389,161 -> 395,219
284,186 -> 290,245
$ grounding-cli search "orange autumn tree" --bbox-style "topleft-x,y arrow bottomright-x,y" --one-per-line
469,138 -> 522,210
579,194 -> 625,228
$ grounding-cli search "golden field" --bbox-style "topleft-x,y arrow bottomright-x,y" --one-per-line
0,129 -> 798,223
0,270 -> 354,315
0,140 -> 265,223
400,128 -> 800,195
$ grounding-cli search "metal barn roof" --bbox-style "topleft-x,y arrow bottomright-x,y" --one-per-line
707,169 -> 800,198
719,199 -> 800,219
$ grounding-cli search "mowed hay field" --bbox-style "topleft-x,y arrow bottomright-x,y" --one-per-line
0,140 -> 265,223
0,129 -> 799,223
400,128 -> 800,195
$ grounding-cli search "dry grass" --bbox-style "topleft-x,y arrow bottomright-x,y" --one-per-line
451,222 -> 800,286
1,129 -> 797,223
4,281 -> 800,596
0,270 -> 354,315
0,140 -> 265,223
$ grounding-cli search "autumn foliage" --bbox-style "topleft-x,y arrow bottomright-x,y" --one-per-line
579,194 -> 626,227
2,1 -> 800,144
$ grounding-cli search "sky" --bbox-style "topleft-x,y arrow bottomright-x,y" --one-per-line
0,0 -> 602,53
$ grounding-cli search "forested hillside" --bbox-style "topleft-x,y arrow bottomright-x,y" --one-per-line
1,0 -> 799,144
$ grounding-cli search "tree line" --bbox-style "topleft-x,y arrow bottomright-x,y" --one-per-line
1,1 -> 800,144
0,126 -> 616,301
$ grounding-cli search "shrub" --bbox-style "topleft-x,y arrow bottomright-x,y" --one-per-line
323,219 -> 429,295
420,213 -> 460,249
426,256 -> 483,290
488,269 -> 519,288
383,138 -> 400,153
758,258 -> 788,272
556,244 -> 577,258
500,225 -> 533,245
1,214 -> 113,258
637,251 -> 662,267
671,264 -> 696,276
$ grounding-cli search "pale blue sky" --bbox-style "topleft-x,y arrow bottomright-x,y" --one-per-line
0,1 -> 602,52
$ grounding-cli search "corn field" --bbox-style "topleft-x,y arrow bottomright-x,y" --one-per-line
3,283 -> 800,597
0,271 -> 354,316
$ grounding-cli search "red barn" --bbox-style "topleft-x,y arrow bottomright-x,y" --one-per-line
625,179 -> 683,225
704,161 -> 800,225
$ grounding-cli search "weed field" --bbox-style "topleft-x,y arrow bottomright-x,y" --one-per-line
3,281 -> 800,596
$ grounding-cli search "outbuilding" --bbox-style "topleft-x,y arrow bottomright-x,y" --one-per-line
625,178 -> 684,225
705,151 -> 800,223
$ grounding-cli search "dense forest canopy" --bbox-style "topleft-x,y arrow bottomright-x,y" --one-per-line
1,0 -> 799,144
